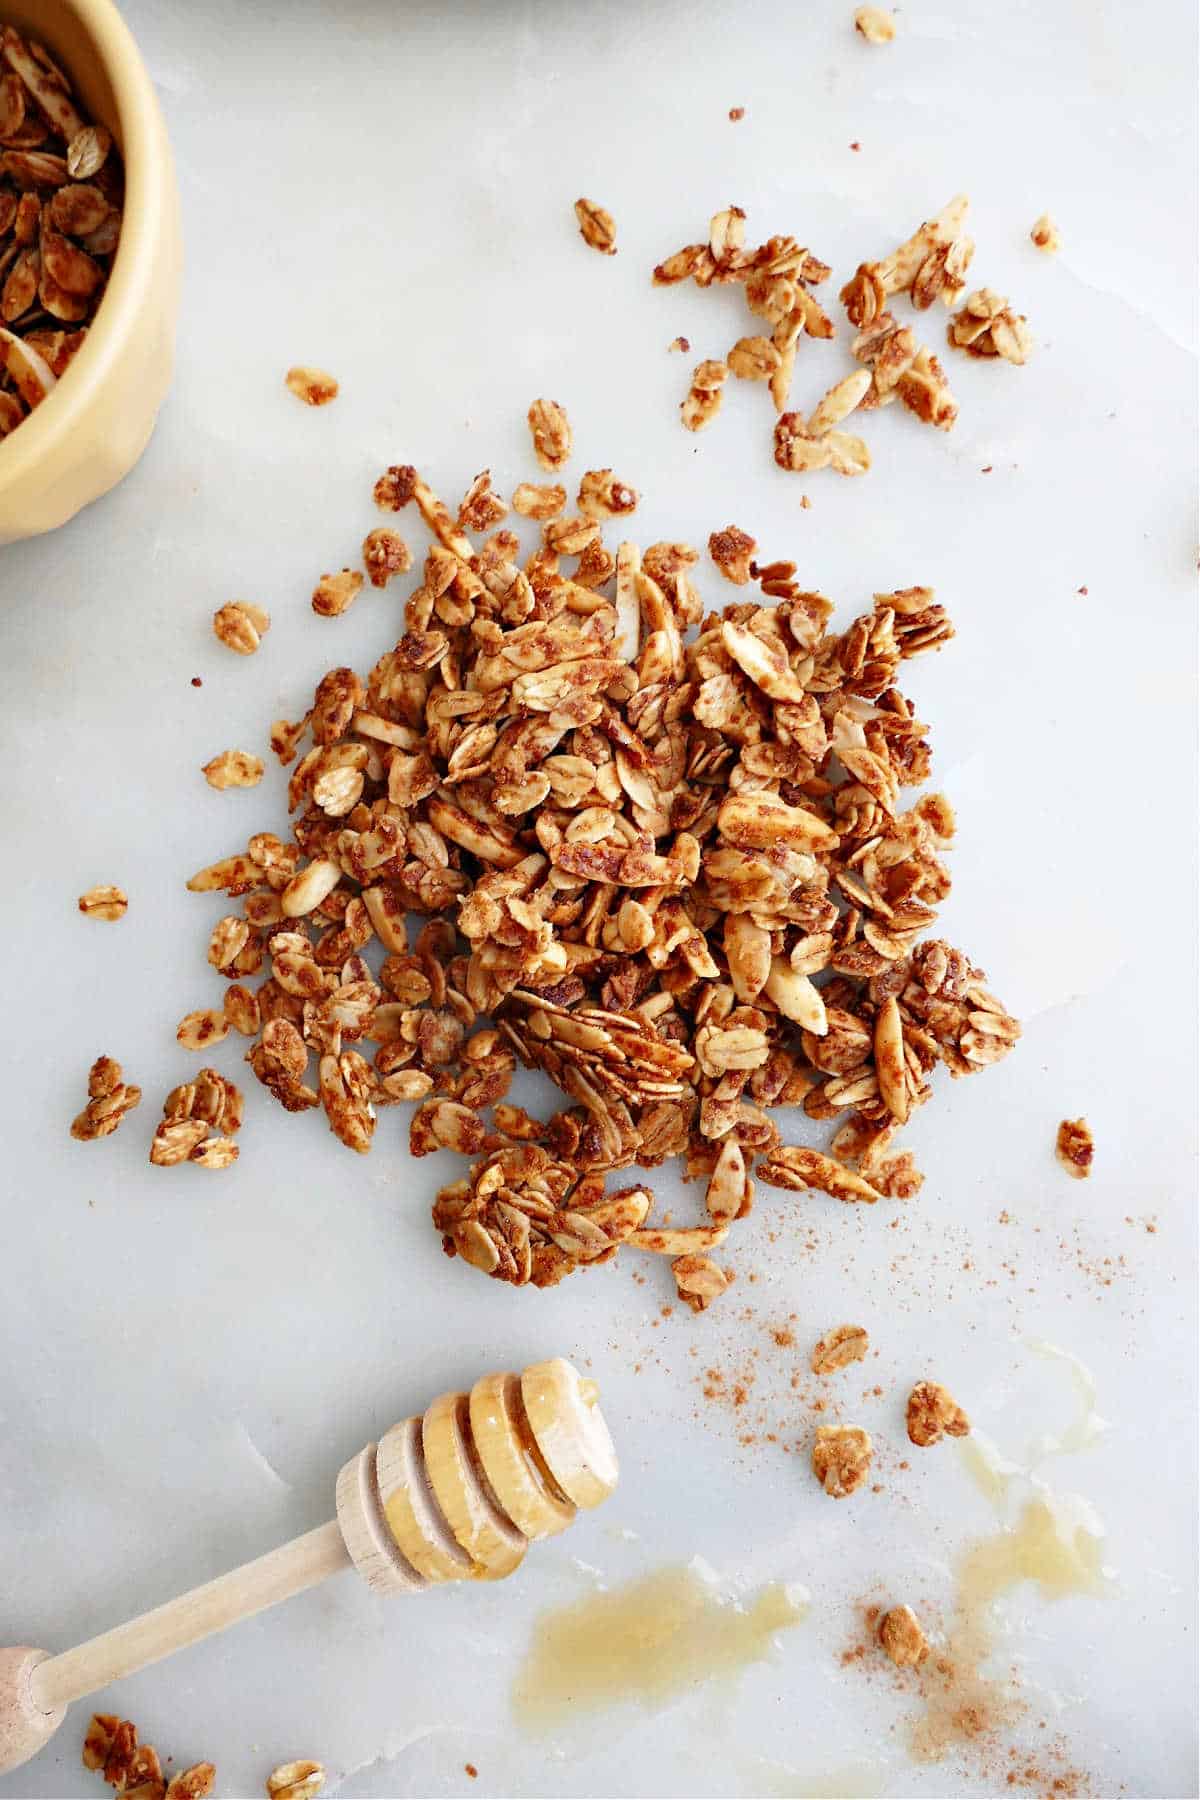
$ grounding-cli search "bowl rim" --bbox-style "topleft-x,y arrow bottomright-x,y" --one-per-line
0,0 -> 175,478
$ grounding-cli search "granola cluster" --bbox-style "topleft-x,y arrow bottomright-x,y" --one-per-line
0,25 -> 123,438
177,406 -> 1019,1301
83,1712 -> 213,1800
148,1067 -> 244,1168
70,1055 -> 141,1142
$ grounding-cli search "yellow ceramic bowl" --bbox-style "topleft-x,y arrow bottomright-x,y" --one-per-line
0,0 -> 180,544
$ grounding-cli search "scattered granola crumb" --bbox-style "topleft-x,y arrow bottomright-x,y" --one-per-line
799,493 -> 811,508
167,1765 -> 217,1800
681,358 -> 728,431
150,1067 -> 243,1166
812,1424 -> 873,1497
1076,584 -> 1088,596
574,197 -> 617,255
527,397 -> 573,470
1056,1117 -> 1094,1180
849,140 -> 861,151
361,528 -> 412,588
879,1604 -> 928,1666
70,1055 -> 141,1142
708,524 -> 757,584
811,1323 -> 869,1375
1030,214 -> 1061,253
202,748 -> 264,790
285,366 -> 338,406
854,6 -> 895,43
311,568 -> 365,618
981,465 -> 993,473
191,676 -> 203,687
728,106 -> 745,121
464,1767 -> 478,1781
78,884 -> 127,921
213,600 -> 270,655
906,1380 -> 970,1447
266,1761 -> 324,1800
82,1715 -> 212,1800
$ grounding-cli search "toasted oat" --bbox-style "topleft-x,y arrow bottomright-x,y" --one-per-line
190,1135 -> 239,1169
78,883 -> 127,921
811,1323 -> 869,1375
311,568 -> 365,618
879,1604 -> 928,1666
213,601 -> 270,655
202,749 -> 264,790
773,370 -> 872,474
527,397 -> 572,470
285,366 -> 338,406
682,358 -> 729,430
708,525 -> 757,584
512,481 -> 566,520
812,1424 -> 873,1497
727,335 -> 781,382
1030,214 -> 1061,253
266,1763 -> 325,1800
854,5 -> 895,41
947,288 -> 1033,364
672,1253 -> 731,1313
1056,1116 -> 1094,1179
176,1008 -> 230,1052
165,1766 -> 216,1800
574,197 -> 616,255
906,1379 -> 970,1446
70,1055 -> 141,1142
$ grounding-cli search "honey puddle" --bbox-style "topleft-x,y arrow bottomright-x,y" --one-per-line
513,1562 -> 808,1731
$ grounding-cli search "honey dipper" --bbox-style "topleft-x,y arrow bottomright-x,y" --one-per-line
0,1359 -> 616,1774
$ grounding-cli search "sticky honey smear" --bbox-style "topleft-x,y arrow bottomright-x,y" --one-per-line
513,1561 -> 808,1731
911,1488 -> 1107,1762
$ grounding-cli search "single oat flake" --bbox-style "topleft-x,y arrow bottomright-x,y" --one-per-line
879,1604 -> 928,1666
810,1323 -> 869,1375
906,1379 -> 970,1446
213,600 -> 270,655
266,1763 -> 325,1800
1030,214 -> 1061,253
854,6 -> 895,43
202,748 -> 265,789
812,1425 -> 873,1497
574,197 -> 616,255
78,883 -> 127,920
286,366 -> 338,406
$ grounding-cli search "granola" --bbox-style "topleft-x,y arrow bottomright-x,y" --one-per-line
1030,214 -> 1061,253
574,197 -> 616,255
213,601 -> 271,655
681,358 -> 728,431
150,1066 -> 244,1168
906,1379 -> 970,1446
70,1054 -> 141,1141
840,195 -> 974,328
176,436 -> 1018,1307
812,1424 -> 873,1496
285,366 -> 338,406
947,288 -> 1033,364
78,883 -> 127,920
851,313 -> 958,429
810,1323 -> 869,1374
266,1764 -> 325,1800
0,25 -> 124,437
879,1603 -> 928,1666
1055,1116 -> 1093,1179
854,6 -> 896,42
82,1714 -> 209,1800
527,397 -> 572,470
202,749 -> 265,790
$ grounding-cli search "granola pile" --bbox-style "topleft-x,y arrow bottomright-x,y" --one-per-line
177,403 -> 1020,1309
0,25 -> 123,437
82,1712 -> 213,1800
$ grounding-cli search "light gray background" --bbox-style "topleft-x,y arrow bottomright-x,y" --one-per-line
1,1 -> 1196,1796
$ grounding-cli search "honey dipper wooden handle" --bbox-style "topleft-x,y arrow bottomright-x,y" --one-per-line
0,1360 -> 617,1775
29,1522 -> 349,1714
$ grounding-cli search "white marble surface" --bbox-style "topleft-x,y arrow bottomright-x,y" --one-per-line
1,1 -> 1196,1795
